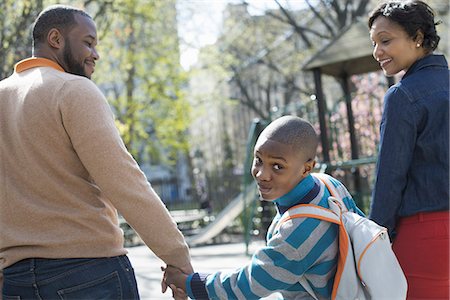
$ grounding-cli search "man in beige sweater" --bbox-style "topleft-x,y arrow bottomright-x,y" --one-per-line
0,5 -> 192,299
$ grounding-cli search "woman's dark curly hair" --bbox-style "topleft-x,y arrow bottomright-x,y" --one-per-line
368,1 -> 441,53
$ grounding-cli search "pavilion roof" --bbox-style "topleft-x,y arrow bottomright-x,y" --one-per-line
303,19 -> 381,77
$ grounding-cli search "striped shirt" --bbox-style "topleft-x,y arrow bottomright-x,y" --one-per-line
188,173 -> 364,299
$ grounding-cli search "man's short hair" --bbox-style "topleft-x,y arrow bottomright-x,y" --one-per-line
32,5 -> 91,48
261,115 -> 319,160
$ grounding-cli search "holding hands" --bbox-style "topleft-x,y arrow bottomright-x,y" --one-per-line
162,265 -> 190,299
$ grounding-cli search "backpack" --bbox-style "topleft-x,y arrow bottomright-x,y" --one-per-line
277,173 -> 407,300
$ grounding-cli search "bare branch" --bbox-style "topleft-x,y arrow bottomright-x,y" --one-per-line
305,0 -> 335,36
264,9 -> 330,39
231,66 -> 268,119
353,0 -> 371,20
273,0 -> 312,48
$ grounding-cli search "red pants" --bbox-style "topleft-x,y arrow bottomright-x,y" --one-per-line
393,211 -> 449,299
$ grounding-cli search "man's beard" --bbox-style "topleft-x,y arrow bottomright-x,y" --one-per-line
63,40 -> 88,78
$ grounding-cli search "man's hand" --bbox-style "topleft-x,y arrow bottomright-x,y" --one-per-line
161,262 -> 193,293
161,265 -> 190,299
164,265 -> 189,291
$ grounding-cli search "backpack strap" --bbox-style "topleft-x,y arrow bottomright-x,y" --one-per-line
276,204 -> 339,300
275,203 -> 340,232
314,174 -> 354,300
313,173 -> 348,214
275,174 -> 351,300
275,173 -> 346,231
313,173 -> 339,197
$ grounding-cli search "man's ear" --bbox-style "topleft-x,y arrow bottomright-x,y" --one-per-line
302,159 -> 316,176
47,28 -> 64,49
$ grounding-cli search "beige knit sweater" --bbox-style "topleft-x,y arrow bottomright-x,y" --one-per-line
0,58 -> 191,291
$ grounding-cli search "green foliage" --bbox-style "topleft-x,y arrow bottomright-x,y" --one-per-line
1,0 -> 190,166
91,0 -> 191,165
0,0 -> 43,79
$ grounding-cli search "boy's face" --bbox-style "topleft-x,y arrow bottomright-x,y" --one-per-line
251,135 -> 314,201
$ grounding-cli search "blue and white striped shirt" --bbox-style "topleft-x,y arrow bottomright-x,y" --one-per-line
187,173 -> 364,299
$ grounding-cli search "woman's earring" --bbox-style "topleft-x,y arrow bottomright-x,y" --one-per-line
416,43 -> 421,48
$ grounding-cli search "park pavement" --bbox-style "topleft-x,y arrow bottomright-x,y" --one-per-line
127,239 -> 281,299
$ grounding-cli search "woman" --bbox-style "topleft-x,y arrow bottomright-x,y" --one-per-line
368,1 -> 449,299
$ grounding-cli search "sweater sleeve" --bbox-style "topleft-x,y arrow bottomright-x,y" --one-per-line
193,216 -> 337,299
58,78 -> 191,269
187,272 -> 210,299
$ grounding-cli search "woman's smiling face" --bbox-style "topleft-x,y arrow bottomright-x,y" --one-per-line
370,16 -> 426,76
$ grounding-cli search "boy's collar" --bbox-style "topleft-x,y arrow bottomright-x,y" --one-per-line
15,57 -> 65,73
274,174 -> 318,213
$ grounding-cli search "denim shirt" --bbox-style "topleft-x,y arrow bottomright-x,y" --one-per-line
369,54 -> 449,236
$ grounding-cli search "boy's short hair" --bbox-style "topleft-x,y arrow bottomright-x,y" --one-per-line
261,116 -> 319,160
32,5 -> 92,49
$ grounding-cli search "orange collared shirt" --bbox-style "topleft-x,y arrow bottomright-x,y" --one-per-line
14,57 -> 65,73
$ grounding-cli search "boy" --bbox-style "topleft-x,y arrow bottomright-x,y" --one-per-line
164,116 -> 364,299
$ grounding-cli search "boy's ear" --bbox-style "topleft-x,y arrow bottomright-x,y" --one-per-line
302,159 -> 316,176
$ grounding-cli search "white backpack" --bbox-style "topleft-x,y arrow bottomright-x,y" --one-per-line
277,173 -> 408,300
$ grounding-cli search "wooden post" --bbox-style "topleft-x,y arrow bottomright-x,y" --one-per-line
313,68 -> 330,162
341,74 -> 359,161
341,74 -> 363,208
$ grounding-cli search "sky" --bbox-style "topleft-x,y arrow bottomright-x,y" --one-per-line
177,0 -> 308,70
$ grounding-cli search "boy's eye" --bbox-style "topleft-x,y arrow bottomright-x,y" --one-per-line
254,156 -> 262,165
273,164 -> 283,170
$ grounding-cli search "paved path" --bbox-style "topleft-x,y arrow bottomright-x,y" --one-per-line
127,240 -> 280,299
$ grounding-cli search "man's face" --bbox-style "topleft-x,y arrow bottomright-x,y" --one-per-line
62,14 -> 99,79
251,135 -> 311,201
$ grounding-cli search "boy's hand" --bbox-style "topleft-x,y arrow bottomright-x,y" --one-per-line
161,263 -> 193,294
164,265 -> 189,291
169,283 -> 188,300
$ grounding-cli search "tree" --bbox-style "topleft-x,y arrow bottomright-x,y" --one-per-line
274,0 -> 371,40
90,0 -> 189,164
221,0 -> 372,120
0,0 -> 117,79
1,0 -> 191,166
184,0 -> 375,217
0,0 -> 43,79
88,0 -> 191,165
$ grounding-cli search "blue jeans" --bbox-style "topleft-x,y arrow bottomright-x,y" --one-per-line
2,255 -> 140,300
